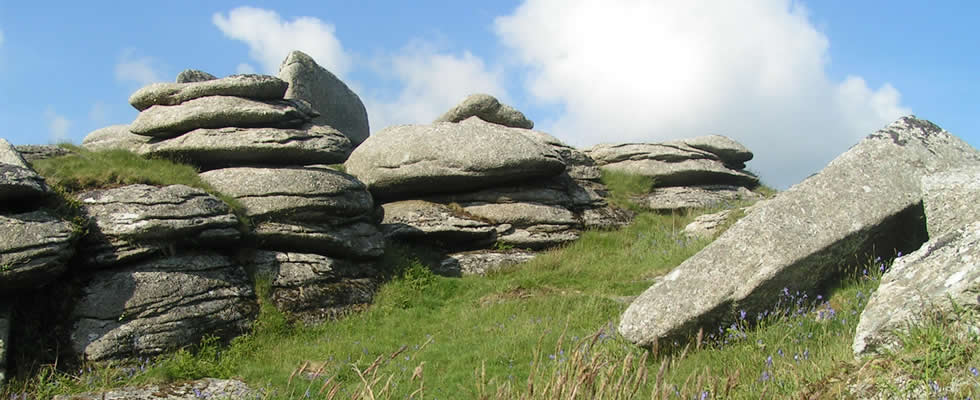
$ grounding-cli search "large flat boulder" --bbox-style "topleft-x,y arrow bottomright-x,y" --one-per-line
69,253 -> 257,361
920,166 -> 980,237
345,118 -> 565,200
0,211 -> 76,291
252,221 -> 384,260
279,50 -> 370,146
248,250 -> 378,322
462,202 -> 578,227
853,221 -> 980,357
637,184 -> 762,211
81,125 -> 149,152
381,200 -> 497,246
129,74 -> 288,111
199,167 -> 373,222
434,94 -> 534,129
618,116 -> 980,347
439,250 -> 537,276
76,184 -> 241,268
139,124 -> 352,169
586,138 -> 758,187
682,135 -> 754,166
53,378 -> 255,400
0,139 -> 51,203
129,96 -> 318,138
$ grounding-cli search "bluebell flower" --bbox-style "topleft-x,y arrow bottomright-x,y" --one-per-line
971,366 -> 979,376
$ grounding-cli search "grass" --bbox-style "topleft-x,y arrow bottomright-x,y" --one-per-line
5,156 -> 980,399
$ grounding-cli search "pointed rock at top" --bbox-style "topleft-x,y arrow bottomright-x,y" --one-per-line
279,50 -> 370,147
176,69 -> 218,83
435,94 -> 534,129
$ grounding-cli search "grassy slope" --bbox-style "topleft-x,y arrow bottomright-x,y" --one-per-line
7,150 -> 980,399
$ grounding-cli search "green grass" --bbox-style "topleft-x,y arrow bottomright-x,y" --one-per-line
598,170 -> 655,211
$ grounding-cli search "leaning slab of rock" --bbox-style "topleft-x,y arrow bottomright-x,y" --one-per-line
176,69 -> 218,83
81,125 -> 149,152
129,74 -> 288,111
279,50 -> 370,146
77,184 -> 241,268
52,378 -> 257,400
637,185 -> 761,211
345,118 -> 565,199
253,221 -> 384,260
0,139 -> 51,203
439,250 -> 537,276
129,96 -> 318,138
0,211 -> 76,291
381,200 -> 497,246
619,116 -> 980,347
853,221 -> 980,356
248,250 -> 378,322
200,167 -> 372,222
920,166 -> 980,237
434,93 -> 534,129
140,124 -> 352,169
69,253 -> 257,361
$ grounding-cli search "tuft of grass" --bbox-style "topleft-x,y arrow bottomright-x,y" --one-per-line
599,170 -> 655,211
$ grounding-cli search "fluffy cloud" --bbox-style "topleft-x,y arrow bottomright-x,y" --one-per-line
235,63 -> 256,74
115,50 -> 163,86
44,108 -> 71,143
364,41 -> 510,132
89,101 -> 110,125
213,7 -> 351,76
495,0 -> 910,188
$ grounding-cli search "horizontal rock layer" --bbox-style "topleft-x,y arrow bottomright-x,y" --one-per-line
129,96 -> 318,138
129,74 -> 288,111
0,211 -> 76,291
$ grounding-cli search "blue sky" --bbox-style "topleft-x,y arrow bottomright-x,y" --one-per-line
0,1 -> 976,188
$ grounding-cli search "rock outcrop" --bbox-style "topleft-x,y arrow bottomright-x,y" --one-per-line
80,125 -> 149,152
0,211 -> 77,290
434,94 -> 534,129
619,116 -> 980,348
52,378 -> 256,400
0,139 -> 51,204
176,69 -> 218,83
129,96 -> 318,138
129,74 -> 288,111
279,50 -> 370,147
13,145 -> 72,162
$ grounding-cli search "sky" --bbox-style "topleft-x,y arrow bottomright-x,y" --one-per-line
0,1 -> 977,189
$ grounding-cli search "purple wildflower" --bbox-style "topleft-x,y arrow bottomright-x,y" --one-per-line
971,366 -> 979,376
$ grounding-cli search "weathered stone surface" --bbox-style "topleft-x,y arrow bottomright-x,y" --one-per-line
581,206 -> 635,230
497,225 -> 580,249
248,250 -> 378,322
518,128 -> 600,180
52,378 -> 257,400
279,50 -> 370,146
853,221 -> 980,357
439,250 -> 537,276
176,69 -> 218,83
77,185 -> 241,268
345,118 -> 565,199
599,158 -> 759,187
682,135 -> 753,165
586,139 -> 758,187
200,167 -> 372,221
129,74 -> 288,111
0,303 -> 9,387
0,211 -> 76,291
81,125 -> 149,152
921,166 -> 980,237
463,202 -> 578,227
619,116 -> 980,347
683,210 -> 736,239
14,145 -> 72,162
381,200 -> 497,245
0,139 -> 50,203
140,124 -> 352,169
253,221 -> 384,260
129,96 -> 318,138
637,185 -> 762,211
69,253 -> 257,361
434,94 -> 534,129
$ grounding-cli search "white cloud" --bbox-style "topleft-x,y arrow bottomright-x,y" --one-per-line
213,7 -> 351,76
364,41 -> 510,132
495,0 -> 910,188
115,50 -> 163,86
89,101 -> 110,125
236,63 -> 256,74
45,108 -> 71,143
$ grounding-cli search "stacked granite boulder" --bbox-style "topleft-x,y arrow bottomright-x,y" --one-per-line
585,136 -> 762,211
346,94 -> 631,276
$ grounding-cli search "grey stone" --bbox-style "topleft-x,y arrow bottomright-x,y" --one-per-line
637,185 -> 762,211
462,202 -> 578,227
439,250 -> 537,276
682,210 -> 736,239
345,118 -> 565,200
497,225 -> 581,250
81,125 -> 149,152
248,250 -> 377,322
69,253 -> 257,361
586,140 -> 758,187
279,50 -> 370,146
176,69 -> 218,83
434,94 -> 534,129
618,116 -> 980,348
0,211 -> 76,291
76,185 -> 241,268
129,96 -> 318,138
921,166 -> 980,237
199,167 -> 373,222
253,221 -> 384,260
52,378 -> 257,400
853,221 -> 980,357
0,139 -> 51,203
682,135 -> 753,165
13,145 -> 72,162
139,124 -> 352,169
0,303 -> 8,387
599,158 -> 759,187
129,74 -> 288,111
517,128 -> 600,180
381,200 -> 497,245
